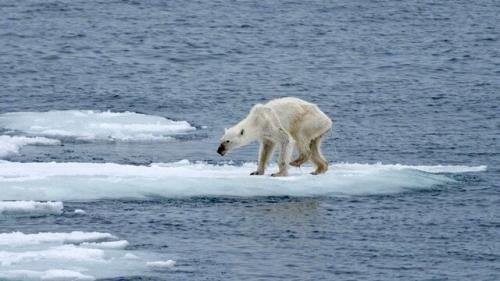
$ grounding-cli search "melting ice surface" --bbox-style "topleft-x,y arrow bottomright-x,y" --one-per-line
0,136 -> 60,157
0,110 -> 196,141
0,161 -> 488,280
0,231 -> 175,281
0,160 -> 486,201
0,201 -> 63,216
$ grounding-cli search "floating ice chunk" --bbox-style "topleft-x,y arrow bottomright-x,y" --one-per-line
124,253 -> 140,259
73,209 -> 86,215
0,201 -> 63,216
0,136 -> 60,157
0,269 -> 95,281
38,269 -> 95,281
80,240 -> 129,249
0,231 -> 116,246
0,245 -> 105,266
0,161 -> 486,201
0,231 -> 173,280
147,260 -> 176,269
0,110 -> 195,141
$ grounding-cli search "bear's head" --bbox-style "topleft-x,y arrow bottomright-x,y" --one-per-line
217,126 -> 253,156
217,104 -> 267,156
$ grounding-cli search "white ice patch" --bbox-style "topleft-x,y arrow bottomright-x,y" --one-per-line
80,240 -> 129,249
73,209 -> 86,215
0,161 -> 486,201
0,269 -> 95,281
0,231 -> 116,247
0,136 -> 60,157
147,260 -> 176,269
0,231 -> 175,280
0,110 -> 195,141
0,201 -> 63,216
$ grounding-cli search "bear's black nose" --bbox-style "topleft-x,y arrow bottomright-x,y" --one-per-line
217,144 -> 226,156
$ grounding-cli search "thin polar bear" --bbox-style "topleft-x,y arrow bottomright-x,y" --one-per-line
217,97 -> 332,176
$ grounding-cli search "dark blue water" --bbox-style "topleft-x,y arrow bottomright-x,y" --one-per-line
1,0 -> 499,280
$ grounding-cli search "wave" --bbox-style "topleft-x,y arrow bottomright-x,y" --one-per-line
0,231 -> 175,280
0,110 -> 195,141
0,201 -> 63,216
0,136 -> 60,158
0,160 -> 485,201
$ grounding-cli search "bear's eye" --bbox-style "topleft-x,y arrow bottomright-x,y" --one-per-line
240,129 -> 244,136
225,140 -> 230,143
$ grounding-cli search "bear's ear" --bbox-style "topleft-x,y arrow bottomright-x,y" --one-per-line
240,129 -> 244,136
224,128 -> 228,133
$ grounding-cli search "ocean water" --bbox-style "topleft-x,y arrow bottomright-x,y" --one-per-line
0,0 -> 499,280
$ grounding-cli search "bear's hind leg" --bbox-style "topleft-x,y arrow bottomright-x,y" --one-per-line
290,138 -> 311,167
310,135 -> 328,175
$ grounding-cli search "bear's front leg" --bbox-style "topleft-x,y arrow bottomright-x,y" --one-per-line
271,131 -> 292,177
251,140 -> 275,175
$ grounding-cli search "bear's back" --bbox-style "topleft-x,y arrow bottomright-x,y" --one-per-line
264,97 -> 313,108
263,97 -> 322,131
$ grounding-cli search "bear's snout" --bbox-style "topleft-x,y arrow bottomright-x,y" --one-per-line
217,144 -> 226,156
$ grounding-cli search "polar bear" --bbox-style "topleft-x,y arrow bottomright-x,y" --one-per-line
217,97 -> 332,176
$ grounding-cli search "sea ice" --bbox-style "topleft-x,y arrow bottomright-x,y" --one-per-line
0,160 -> 486,201
73,209 -> 86,215
147,260 -> 176,269
0,201 -> 63,216
0,231 -> 175,280
0,136 -> 60,158
0,110 -> 195,141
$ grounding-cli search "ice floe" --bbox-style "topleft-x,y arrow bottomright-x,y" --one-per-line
0,231 -> 175,280
0,160 -> 486,201
0,269 -> 95,281
80,240 -> 130,249
0,136 -> 60,157
0,110 -> 195,141
0,231 -> 116,247
0,201 -> 63,216
147,260 -> 176,269
73,209 -> 86,215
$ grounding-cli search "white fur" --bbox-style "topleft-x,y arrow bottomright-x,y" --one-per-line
219,97 -> 332,176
